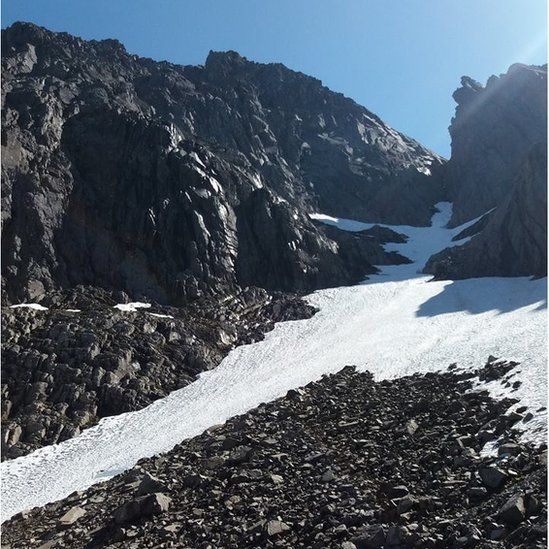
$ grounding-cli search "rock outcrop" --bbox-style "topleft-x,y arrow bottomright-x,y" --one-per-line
444,63 -> 547,227
425,145 -> 547,279
2,361 -> 546,548
1,22 -> 443,305
424,64 -> 547,280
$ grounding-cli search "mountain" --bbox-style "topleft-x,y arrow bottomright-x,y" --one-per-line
424,64 -> 547,279
0,21 -> 435,458
1,22 -> 442,306
0,21 -> 547,546
444,63 -> 547,227
425,144 -> 547,279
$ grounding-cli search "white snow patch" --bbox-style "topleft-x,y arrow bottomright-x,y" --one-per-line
1,202 -> 545,522
148,313 -> 174,319
310,213 -> 373,233
113,302 -> 151,312
65,309 -> 81,313
8,303 -> 48,311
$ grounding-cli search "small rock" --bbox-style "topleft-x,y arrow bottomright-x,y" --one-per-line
137,473 -> 167,495
59,506 -> 86,525
498,494 -> 525,526
388,485 -> 409,498
479,466 -> 508,489
468,487 -> 487,499
113,493 -> 171,524
397,495 -> 416,514
354,524 -> 386,548
228,445 -> 253,464
266,519 -> 290,537
498,442 -> 522,456
322,469 -> 336,482
406,419 -> 419,435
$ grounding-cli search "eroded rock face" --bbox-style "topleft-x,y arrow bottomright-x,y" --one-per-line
445,64 -> 547,227
425,144 -> 547,279
424,63 -> 547,280
1,22 -> 443,305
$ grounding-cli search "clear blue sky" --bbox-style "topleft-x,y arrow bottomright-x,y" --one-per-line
2,0 -> 547,157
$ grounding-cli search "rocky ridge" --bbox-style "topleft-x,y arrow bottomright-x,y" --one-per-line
1,22 -> 442,306
445,63 -> 547,227
424,64 -> 547,279
2,360 -> 546,548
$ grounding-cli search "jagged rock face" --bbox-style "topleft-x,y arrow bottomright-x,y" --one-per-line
1,22 -> 442,304
445,64 -> 547,227
425,144 -> 547,279
200,51 -> 444,224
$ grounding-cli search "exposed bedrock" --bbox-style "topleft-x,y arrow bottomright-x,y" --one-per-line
1,22 -> 444,305
425,144 -> 547,280
445,63 -> 547,228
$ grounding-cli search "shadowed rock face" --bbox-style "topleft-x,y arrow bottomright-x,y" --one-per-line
445,64 -> 547,227
425,144 -> 547,279
1,22 -> 443,304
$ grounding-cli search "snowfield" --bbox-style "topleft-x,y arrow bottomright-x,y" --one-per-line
1,203 -> 546,522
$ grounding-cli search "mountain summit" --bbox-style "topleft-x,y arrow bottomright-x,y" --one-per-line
2,22 -> 443,304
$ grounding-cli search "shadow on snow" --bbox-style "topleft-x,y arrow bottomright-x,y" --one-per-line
416,276 -> 547,317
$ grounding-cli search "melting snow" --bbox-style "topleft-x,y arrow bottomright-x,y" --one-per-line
8,303 -> 48,311
148,313 -> 175,319
1,202 -> 545,522
113,302 -> 151,312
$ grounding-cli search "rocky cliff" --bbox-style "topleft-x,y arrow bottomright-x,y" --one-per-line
1,22 -> 443,305
425,145 -> 547,279
445,63 -> 547,227
425,64 -> 547,280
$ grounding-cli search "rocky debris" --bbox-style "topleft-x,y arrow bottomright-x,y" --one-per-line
1,22 -> 441,306
1,285 -> 316,460
113,493 -> 171,525
3,360 -> 546,548
58,506 -> 86,526
479,466 -> 508,489
445,64 -> 547,227
266,519 -> 291,537
137,473 -> 167,495
499,443 -> 522,457
498,495 -> 526,526
425,144 -> 547,279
